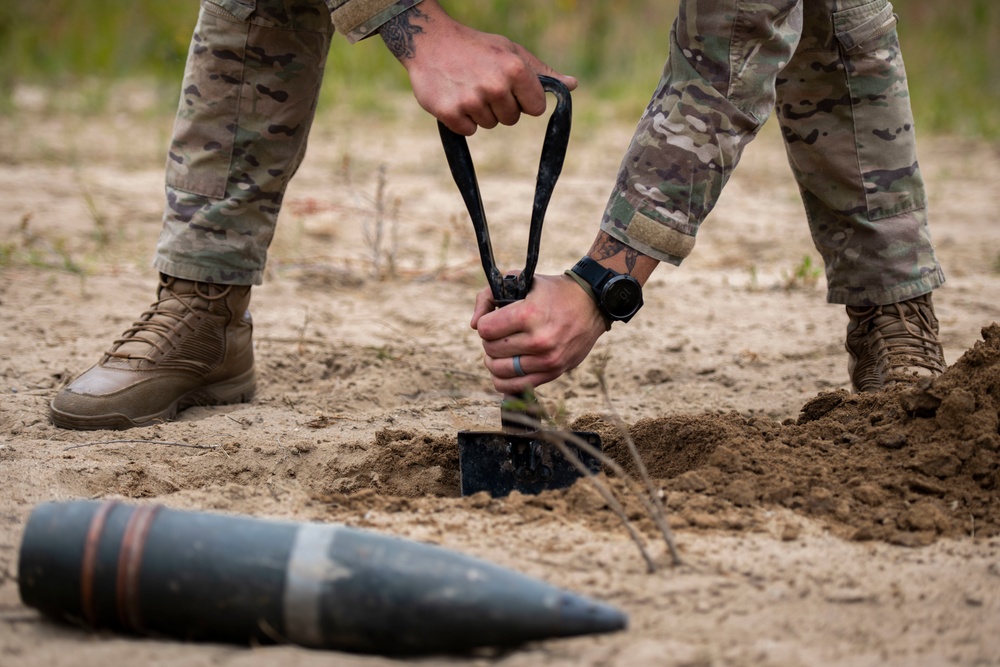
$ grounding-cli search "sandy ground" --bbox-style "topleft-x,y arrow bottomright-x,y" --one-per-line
1,87 -> 999,666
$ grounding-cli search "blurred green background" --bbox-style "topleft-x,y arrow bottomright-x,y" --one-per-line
1,0 -> 997,136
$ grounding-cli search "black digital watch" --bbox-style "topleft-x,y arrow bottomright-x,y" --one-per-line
568,257 -> 644,325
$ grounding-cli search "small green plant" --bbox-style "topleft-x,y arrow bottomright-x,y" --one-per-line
782,255 -> 822,291
0,241 -> 14,269
52,237 -> 85,275
371,345 -> 398,362
746,262 -> 760,291
1,213 -> 87,275
75,170 -> 111,247
993,253 -> 1000,275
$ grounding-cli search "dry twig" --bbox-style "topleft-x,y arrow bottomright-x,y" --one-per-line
503,376 -> 684,570
62,439 -> 219,452
501,410 -> 661,572
594,368 -> 683,565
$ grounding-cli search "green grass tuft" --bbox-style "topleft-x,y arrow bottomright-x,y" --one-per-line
1,1 -> 997,137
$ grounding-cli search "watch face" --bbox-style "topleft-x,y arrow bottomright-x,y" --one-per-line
602,276 -> 642,319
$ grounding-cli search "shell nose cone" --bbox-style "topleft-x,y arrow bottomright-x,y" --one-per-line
554,591 -> 629,637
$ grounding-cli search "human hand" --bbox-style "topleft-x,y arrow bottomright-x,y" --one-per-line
470,274 -> 607,394
379,1 -> 578,136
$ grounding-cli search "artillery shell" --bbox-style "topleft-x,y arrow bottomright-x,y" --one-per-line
18,500 -> 627,653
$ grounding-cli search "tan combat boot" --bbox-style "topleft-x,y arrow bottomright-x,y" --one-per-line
50,274 -> 256,430
845,292 -> 946,393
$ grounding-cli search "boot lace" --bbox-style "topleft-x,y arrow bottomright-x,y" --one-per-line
105,278 -> 231,363
847,294 -> 946,392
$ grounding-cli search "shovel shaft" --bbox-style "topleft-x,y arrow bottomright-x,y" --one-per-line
501,391 -> 542,433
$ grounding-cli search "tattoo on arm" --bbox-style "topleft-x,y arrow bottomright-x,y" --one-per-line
379,7 -> 429,61
590,232 -> 641,273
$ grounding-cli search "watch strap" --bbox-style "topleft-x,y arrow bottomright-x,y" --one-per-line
571,256 -> 615,289
563,269 -> 611,331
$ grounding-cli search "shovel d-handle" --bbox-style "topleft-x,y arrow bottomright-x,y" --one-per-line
437,75 -> 572,306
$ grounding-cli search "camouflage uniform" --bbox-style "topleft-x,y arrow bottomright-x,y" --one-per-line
155,0 -> 422,285
601,0 -> 945,307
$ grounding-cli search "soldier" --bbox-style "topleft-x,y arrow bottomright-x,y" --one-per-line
49,0 -> 577,430
472,0 -> 948,396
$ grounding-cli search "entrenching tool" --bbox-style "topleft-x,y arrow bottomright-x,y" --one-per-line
438,76 -> 603,497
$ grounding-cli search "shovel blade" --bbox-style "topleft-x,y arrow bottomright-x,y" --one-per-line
458,430 -> 602,497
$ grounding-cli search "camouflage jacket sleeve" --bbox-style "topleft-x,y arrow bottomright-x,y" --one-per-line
324,0 -> 425,43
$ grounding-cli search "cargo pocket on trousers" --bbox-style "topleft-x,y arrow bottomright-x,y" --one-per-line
165,1 -> 252,200
833,0 -> 896,54
833,0 -> 924,221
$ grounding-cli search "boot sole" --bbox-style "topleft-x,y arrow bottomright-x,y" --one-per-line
50,369 -> 257,431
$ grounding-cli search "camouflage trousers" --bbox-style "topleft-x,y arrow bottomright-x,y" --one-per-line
155,0 -> 337,286
601,0 -> 945,306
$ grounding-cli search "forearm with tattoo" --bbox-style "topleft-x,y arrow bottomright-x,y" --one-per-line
378,7 -> 430,61
589,231 -> 641,273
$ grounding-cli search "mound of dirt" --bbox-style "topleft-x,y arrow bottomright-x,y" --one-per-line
575,323 -> 999,546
